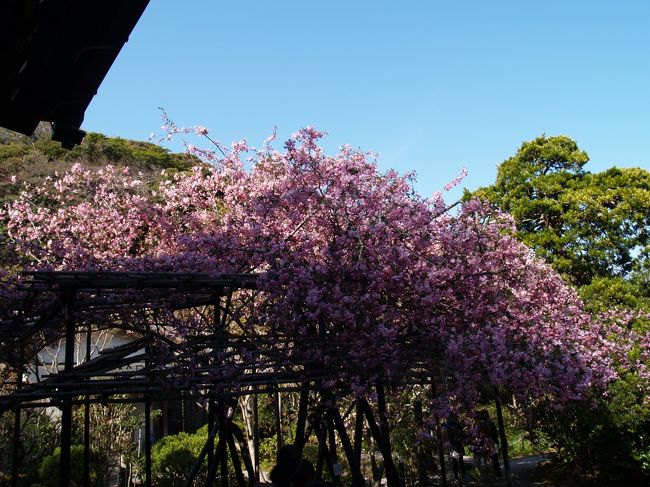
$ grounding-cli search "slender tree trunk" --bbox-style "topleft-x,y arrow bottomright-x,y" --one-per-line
238,394 -> 262,480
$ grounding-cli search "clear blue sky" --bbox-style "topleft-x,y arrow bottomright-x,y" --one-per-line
83,0 -> 650,200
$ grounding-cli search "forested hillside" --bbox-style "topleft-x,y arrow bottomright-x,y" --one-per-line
0,125 -> 198,208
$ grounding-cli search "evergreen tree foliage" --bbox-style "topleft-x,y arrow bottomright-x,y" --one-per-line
470,134 -> 650,481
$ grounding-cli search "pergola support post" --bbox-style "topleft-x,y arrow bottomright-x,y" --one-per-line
11,344 -> 24,487
206,436 -> 227,485
495,396 -> 512,487
83,324 -> 91,487
219,401 -> 229,487
324,410 -> 342,486
275,390 -> 283,450
331,404 -> 366,487
227,420 -> 247,487
11,407 -> 21,487
207,399 -> 216,474
353,401 -> 363,467
59,290 -> 76,487
359,398 -> 401,487
294,386 -> 309,454
430,378 -> 447,487
253,392 -> 260,483
315,410 -> 327,480
413,400 -> 429,487
144,396 -> 152,487
144,323 -> 152,487
376,385 -> 400,487
184,419 -> 220,487
230,422 -> 255,485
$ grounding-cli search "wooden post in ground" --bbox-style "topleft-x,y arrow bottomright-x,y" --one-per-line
495,396 -> 512,487
208,399 -> 216,477
353,401 -> 364,468
326,410 -> 342,486
206,436 -> 227,485
184,420 -> 220,487
11,407 -> 21,487
275,390 -> 283,450
294,387 -> 309,454
208,295 -> 221,480
253,392 -> 260,483
144,323 -> 152,487
331,404 -> 366,487
413,400 -> 429,487
376,385 -> 401,487
430,378 -> 447,487
230,422 -> 255,485
10,344 -> 24,487
83,324 -> 91,487
59,290 -> 75,487
227,417 -> 247,487
219,400 -> 229,487
315,409 -> 327,480
359,398 -> 401,487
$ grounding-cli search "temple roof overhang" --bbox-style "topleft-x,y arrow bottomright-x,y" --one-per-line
0,0 -> 149,147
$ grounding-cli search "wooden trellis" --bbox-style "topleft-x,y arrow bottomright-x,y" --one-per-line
0,271 -> 512,487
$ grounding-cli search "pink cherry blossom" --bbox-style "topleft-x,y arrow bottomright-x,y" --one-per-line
2,126 -> 646,418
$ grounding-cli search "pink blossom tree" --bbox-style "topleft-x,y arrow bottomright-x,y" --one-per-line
2,126 -> 636,417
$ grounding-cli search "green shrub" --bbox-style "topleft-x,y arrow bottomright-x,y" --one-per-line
0,409 -> 57,486
39,445 -> 107,486
34,139 -> 69,161
529,382 -> 650,484
151,429 -> 208,486
0,143 -> 31,161
73,132 -> 198,171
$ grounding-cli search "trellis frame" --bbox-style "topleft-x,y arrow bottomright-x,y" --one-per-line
0,271 -> 512,487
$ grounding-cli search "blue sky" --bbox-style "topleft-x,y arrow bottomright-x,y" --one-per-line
83,0 -> 650,201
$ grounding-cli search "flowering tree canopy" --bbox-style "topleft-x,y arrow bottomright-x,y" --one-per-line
2,126 -> 638,413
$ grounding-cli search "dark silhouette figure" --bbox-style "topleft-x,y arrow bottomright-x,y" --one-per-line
445,413 -> 466,481
270,444 -> 316,487
478,409 -> 502,477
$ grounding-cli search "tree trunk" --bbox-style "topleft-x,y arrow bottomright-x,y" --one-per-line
238,393 -> 264,481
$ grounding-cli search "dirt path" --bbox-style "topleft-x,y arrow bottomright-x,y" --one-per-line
460,454 -> 550,487
507,454 -> 550,486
